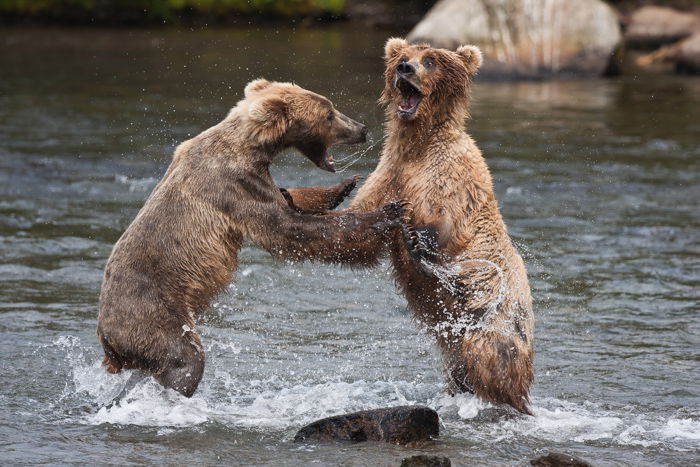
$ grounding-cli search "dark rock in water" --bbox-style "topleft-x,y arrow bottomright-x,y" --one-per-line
531,452 -> 593,467
293,406 -> 439,445
401,455 -> 451,467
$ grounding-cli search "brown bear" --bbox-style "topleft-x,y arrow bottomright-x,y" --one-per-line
97,79 -> 406,397
286,40 -> 535,414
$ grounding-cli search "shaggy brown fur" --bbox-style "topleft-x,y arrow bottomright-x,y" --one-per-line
97,79 -> 406,397
282,175 -> 362,215
291,40 -> 534,414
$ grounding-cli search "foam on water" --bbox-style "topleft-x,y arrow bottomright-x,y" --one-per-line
51,336 -> 700,452
89,381 -> 211,427
225,380 -> 427,429
662,418 -> 700,441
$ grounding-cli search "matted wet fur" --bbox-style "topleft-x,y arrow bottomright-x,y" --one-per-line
97,80 -> 406,397
287,39 -> 535,414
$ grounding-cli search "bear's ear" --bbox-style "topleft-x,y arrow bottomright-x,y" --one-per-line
248,96 -> 288,142
384,37 -> 409,61
455,45 -> 483,75
244,78 -> 272,98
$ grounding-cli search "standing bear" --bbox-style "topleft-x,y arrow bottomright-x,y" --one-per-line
97,79 -> 406,397
287,40 -> 535,414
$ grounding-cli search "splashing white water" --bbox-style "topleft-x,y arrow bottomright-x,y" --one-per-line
46,336 -> 700,452
419,251 -> 517,339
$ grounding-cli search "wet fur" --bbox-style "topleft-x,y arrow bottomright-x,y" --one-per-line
283,175 -> 361,215
290,40 -> 534,414
97,80 -> 402,397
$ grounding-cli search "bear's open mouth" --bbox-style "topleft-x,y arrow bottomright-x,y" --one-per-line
318,149 -> 335,172
395,77 -> 423,119
296,140 -> 336,173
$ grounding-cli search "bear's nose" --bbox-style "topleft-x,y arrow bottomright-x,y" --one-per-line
397,61 -> 416,75
360,125 -> 368,138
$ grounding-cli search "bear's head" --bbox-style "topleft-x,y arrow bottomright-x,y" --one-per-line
380,38 -> 482,123
238,79 -> 367,172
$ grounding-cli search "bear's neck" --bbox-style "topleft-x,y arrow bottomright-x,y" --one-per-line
384,115 -> 465,161
207,116 -> 281,172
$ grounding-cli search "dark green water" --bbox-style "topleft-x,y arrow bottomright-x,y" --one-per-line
1,26 -> 699,466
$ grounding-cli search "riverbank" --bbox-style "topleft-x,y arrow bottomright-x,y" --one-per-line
0,0 -> 698,27
0,0 -> 432,27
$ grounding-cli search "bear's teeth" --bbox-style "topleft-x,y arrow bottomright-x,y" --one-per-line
399,94 -> 420,112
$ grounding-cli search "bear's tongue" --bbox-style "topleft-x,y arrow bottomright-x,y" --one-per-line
399,94 -> 420,111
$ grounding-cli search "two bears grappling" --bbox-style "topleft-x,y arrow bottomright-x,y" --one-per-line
97,38 -> 535,415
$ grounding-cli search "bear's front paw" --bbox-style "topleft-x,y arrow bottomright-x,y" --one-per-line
402,224 -> 439,263
373,200 -> 411,231
385,200 -> 412,222
329,175 -> 363,209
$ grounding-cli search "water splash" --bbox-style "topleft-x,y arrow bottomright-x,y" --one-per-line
41,336 -> 700,452
335,135 -> 386,173
418,251 -> 512,337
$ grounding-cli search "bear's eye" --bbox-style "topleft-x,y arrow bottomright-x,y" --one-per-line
327,111 -> 334,122
423,58 -> 435,70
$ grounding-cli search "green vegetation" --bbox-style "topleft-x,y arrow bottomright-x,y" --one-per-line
0,0 -> 346,21
0,0 -> 697,24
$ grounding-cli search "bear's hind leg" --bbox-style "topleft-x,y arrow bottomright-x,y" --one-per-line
103,354 -> 122,374
440,331 -> 534,415
155,335 -> 206,398
99,333 -> 125,374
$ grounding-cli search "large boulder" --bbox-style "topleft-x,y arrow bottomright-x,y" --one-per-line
293,405 -> 439,445
407,0 -> 622,78
637,31 -> 700,74
625,6 -> 700,48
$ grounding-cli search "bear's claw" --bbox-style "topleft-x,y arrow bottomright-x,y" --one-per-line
402,223 -> 439,263
382,200 -> 409,221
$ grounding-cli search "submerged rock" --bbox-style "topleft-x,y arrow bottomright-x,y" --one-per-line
293,405 -> 439,445
637,31 -> 700,74
530,452 -> 593,467
625,6 -> 700,48
401,455 -> 452,467
407,0 -> 621,78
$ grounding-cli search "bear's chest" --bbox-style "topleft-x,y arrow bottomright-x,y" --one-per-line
390,166 -> 447,224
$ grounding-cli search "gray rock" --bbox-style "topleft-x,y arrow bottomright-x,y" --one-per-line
531,451 -> 593,467
293,405 -> 439,445
407,0 -> 622,78
625,6 -> 700,48
401,455 -> 452,467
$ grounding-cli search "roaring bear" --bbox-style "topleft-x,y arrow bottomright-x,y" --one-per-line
97,79 -> 406,397
288,40 -> 535,414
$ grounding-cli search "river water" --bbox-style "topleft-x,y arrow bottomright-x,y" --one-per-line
1,26 -> 698,466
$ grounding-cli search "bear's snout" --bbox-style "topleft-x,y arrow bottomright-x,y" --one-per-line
337,114 -> 368,145
397,61 -> 417,76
